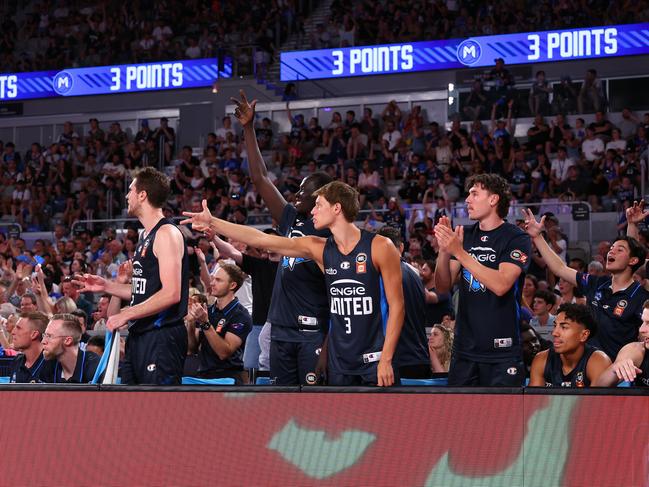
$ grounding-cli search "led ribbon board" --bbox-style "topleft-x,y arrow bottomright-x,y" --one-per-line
281,23 -> 649,81
0,58 -> 230,101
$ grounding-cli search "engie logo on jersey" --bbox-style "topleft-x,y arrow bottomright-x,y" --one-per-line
457,39 -> 482,66
356,253 -> 367,274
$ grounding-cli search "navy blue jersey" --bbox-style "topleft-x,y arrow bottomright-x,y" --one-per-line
454,221 -> 531,362
396,261 -> 429,367
9,352 -> 55,383
635,346 -> 649,387
268,204 -> 330,342
240,254 -> 278,326
48,350 -> 100,383
198,298 -> 252,373
129,218 -> 190,334
543,344 -> 596,387
324,230 -> 388,375
575,272 -> 649,359
424,288 -> 452,326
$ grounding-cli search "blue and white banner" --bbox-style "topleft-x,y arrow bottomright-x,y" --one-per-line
281,23 -> 649,81
0,57 -> 230,101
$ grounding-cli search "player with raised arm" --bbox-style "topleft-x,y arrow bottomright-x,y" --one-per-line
181,181 -> 404,386
75,167 -> 189,384
230,89 -> 332,385
434,173 -> 531,386
522,208 -> 649,361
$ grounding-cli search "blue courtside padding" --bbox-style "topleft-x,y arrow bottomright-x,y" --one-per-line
400,378 -> 448,386
255,377 -> 272,385
0,377 -> 10,383
617,381 -> 632,387
181,377 -> 235,385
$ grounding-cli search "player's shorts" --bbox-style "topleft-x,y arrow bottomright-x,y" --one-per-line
328,363 -> 400,386
121,322 -> 187,385
448,355 -> 525,387
270,332 -> 323,386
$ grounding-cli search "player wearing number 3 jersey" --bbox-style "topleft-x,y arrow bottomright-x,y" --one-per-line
182,181 -> 404,386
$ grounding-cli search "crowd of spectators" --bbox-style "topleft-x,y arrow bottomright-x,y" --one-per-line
0,0 -> 307,77
315,0 -> 649,49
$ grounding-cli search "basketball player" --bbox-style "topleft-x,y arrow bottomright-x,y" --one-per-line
182,181 -> 404,386
595,299 -> 649,387
76,167 -> 189,384
377,225 -> 431,379
230,89 -> 332,386
529,303 -> 611,387
434,174 -> 531,386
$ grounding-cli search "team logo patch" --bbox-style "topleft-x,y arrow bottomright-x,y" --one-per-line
147,363 -> 156,372
315,348 -> 321,356
356,253 -> 367,273
506,367 -> 517,376
216,318 -> 226,333
340,261 -> 351,270
575,372 -> 585,388
305,372 -> 318,385
480,235 -> 489,242
510,250 -> 528,264
141,238 -> 151,257
613,299 -> 627,317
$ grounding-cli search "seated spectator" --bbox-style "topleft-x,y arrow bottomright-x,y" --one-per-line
9,311 -> 54,383
41,313 -> 100,383
428,324 -> 453,373
582,127 -> 605,162
85,335 -> 105,357
591,110 -> 613,142
529,303 -> 611,387
186,264 -> 251,384
530,290 -> 556,340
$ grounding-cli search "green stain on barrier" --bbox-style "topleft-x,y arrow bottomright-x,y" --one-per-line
424,396 -> 579,487
267,419 -> 376,479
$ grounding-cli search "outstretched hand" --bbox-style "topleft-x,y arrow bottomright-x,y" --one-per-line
73,273 -> 107,293
180,199 -> 214,233
626,200 -> 649,225
230,89 -> 257,127
521,208 -> 545,238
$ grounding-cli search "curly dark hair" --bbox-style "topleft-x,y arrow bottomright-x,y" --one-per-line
556,303 -> 597,338
465,173 -> 512,219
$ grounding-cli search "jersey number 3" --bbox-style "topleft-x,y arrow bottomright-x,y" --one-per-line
344,317 -> 352,335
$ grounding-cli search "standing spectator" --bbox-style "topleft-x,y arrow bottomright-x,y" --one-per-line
528,70 -> 552,116
153,117 -> 176,164
578,69 -> 605,113
86,118 -> 105,147
463,79 -> 488,121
